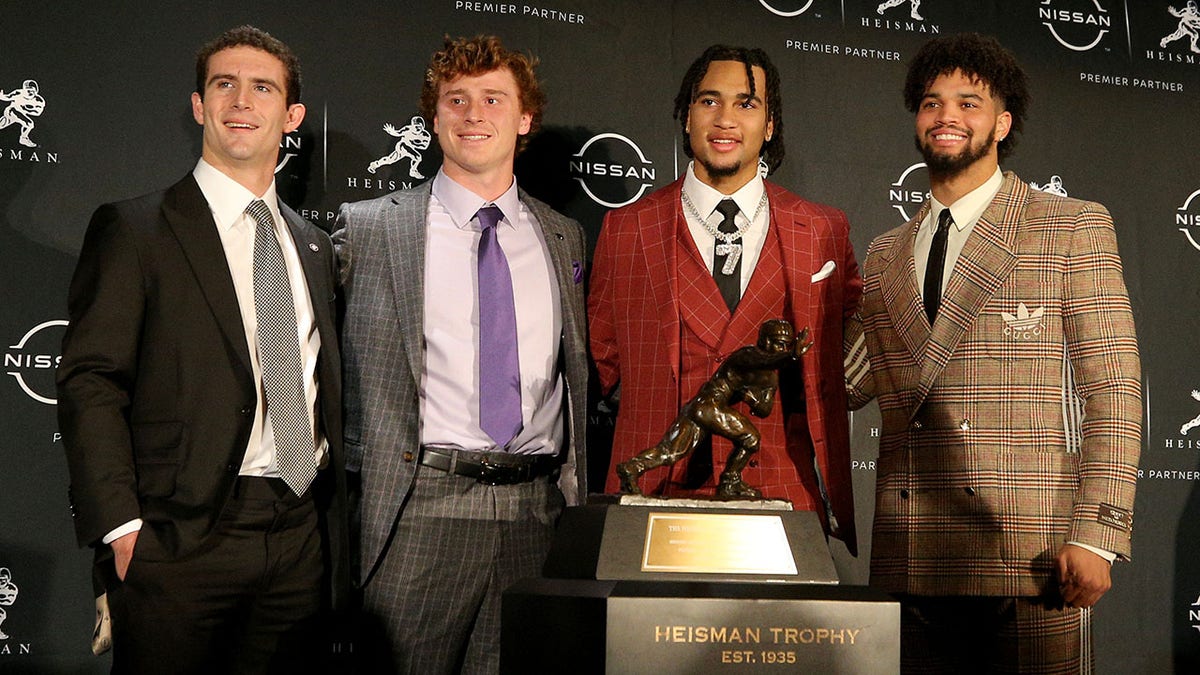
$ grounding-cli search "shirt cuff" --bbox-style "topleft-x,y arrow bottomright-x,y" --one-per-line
102,519 -> 143,545
1067,541 -> 1116,563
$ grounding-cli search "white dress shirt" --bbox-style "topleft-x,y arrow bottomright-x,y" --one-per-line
103,159 -> 326,544
913,167 -> 1004,299
419,169 -> 564,456
681,162 -> 770,293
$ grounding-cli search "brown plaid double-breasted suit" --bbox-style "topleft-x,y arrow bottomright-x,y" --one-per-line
845,171 -> 1141,599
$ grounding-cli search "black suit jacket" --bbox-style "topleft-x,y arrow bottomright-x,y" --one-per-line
57,174 -> 349,609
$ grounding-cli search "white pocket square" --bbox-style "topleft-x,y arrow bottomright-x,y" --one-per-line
811,260 -> 836,283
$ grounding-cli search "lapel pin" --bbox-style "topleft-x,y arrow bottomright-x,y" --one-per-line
309,243 -> 319,252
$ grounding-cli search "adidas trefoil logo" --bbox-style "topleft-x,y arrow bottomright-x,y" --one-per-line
1001,303 -> 1045,339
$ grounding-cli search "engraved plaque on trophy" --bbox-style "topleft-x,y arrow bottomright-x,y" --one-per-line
641,511 -> 797,575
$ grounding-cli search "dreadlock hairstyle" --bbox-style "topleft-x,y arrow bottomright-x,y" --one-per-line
195,25 -> 302,106
903,32 -> 1029,161
673,45 -> 785,175
419,35 -> 545,152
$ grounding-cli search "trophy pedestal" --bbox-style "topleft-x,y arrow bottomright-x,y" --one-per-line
501,579 -> 899,674
501,501 -> 898,673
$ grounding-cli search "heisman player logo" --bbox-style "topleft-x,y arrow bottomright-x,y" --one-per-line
1029,175 -> 1069,197
1160,2 -> 1200,54
862,0 -> 939,32
366,116 -> 432,178
1180,390 -> 1200,436
0,79 -> 44,148
0,567 -> 16,640
876,0 -> 924,20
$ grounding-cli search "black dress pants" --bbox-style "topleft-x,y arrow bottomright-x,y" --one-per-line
109,477 -> 324,675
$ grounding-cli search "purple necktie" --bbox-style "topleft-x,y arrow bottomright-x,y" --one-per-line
476,205 -> 522,447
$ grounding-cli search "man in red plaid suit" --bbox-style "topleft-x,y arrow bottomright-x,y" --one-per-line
589,44 -> 862,554
845,33 -> 1141,672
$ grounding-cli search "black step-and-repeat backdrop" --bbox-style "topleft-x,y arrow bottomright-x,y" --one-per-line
3,1 -> 1198,672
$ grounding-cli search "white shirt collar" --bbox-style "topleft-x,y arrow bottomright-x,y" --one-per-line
926,167 -> 1004,234
682,161 -> 765,221
192,158 -> 281,232
431,168 -> 522,230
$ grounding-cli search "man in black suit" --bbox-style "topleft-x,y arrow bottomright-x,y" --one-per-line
57,25 -> 347,674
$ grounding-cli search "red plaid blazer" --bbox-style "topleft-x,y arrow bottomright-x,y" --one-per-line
589,177 -> 862,554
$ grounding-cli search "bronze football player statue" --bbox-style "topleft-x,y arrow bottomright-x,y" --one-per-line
616,319 -> 810,500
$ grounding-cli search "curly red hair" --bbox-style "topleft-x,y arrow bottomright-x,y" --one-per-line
419,35 -> 545,151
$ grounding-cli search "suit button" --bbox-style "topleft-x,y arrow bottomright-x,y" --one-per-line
899,489 -> 910,499
226,463 -> 237,473
965,487 -> 976,496
403,451 -> 414,462
240,406 -> 253,416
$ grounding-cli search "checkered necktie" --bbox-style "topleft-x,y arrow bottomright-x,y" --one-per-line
476,205 -> 523,447
247,199 -> 316,495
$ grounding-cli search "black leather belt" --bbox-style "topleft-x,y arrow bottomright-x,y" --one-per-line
419,445 -> 558,485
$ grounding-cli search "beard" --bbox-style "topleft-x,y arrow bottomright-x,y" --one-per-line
696,155 -> 742,180
915,125 -> 995,177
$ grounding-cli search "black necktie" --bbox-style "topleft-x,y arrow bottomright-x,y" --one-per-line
924,208 -> 954,326
713,199 -> 742,313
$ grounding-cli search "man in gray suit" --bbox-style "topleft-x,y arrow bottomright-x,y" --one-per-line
333,35 -> 587,674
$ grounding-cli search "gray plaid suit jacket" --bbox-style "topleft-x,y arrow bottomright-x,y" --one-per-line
333,183 -> 588,577
845,172 -> 1141,597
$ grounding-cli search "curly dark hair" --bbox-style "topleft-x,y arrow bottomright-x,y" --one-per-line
195,25 -> 301,106
419,35 -> 545,152
673,45 -> 784,175
903,33 -> 1029,161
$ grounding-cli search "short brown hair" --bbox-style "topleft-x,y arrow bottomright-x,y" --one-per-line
195,25 -> 302,106
419,35 -> 545,150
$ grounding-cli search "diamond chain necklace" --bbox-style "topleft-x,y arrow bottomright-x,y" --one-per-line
680,189 -> 768,275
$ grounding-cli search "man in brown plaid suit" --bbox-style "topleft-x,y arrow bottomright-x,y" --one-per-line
845,33 -> 1141,673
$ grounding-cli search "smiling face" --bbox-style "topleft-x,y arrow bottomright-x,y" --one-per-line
433,67 -> 532,198
914,69 -> 1010,181
685,60 -> 774,193
190,45 -> 305,189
